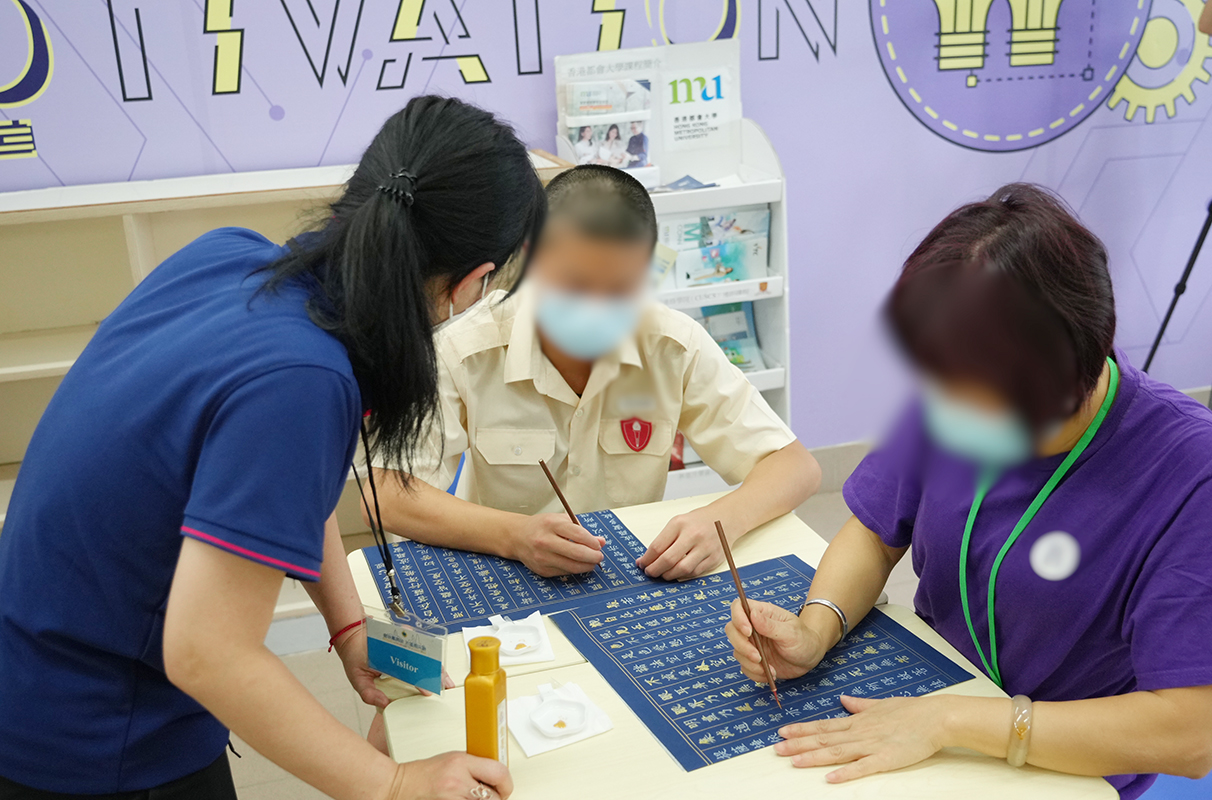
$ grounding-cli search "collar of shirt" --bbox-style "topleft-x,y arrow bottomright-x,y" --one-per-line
502,281 -> 644,407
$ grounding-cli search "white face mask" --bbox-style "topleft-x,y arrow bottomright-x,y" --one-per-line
435,273 -> 489,332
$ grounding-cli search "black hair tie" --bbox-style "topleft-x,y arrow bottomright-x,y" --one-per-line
376,168 -> 417,207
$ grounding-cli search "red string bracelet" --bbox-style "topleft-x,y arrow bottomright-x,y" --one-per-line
328,619 -> 366,652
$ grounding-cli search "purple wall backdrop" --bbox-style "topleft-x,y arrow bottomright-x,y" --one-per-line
2,0 -> 1210,447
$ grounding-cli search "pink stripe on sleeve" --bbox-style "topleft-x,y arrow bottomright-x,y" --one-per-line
181,525 -> 322,579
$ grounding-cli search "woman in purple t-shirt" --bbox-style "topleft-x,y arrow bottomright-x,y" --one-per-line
726,184 -> 1212,798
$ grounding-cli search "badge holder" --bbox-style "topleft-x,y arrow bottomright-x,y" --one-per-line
366,610 -> 447,695
353,421 -> 447,695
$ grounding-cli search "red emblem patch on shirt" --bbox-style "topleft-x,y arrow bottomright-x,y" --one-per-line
621,418 -> 653,452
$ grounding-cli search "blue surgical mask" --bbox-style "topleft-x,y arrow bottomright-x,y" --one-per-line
535,287 -> 642,361
922,384 -> 1033,466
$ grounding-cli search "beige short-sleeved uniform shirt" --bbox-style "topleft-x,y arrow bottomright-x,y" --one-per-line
410,283 -> 796,514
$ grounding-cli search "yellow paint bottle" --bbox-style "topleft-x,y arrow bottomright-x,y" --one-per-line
465,637 -> 508,765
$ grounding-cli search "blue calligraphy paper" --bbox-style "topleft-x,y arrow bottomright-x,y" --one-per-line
363,510 -> 656,631
552,555 -> 976,771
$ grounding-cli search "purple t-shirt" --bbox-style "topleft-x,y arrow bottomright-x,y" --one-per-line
844,353 -> 1212,799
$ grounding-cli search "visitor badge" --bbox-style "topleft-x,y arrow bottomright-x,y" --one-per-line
366,611 -> 447,695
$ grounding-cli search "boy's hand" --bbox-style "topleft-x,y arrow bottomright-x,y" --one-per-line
509,514 -> 604,577
637,508 -> 732,580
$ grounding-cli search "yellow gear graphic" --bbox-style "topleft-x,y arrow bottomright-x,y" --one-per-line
1108,0 -> 1212,123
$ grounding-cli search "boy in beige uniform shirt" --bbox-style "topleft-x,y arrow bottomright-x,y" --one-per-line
370,166 -> 819,581
363,164 -> 818,753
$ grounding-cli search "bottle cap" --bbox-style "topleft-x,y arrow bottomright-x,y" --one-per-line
468,636 -> 501,674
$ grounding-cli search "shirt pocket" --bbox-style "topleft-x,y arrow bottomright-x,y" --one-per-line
475,428 -> 556,465
598,419 -> 675,506
473,428 -> 557,512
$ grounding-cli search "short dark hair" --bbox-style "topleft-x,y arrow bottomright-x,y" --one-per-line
886,183 -> 1115,427
543,164 -> 657,248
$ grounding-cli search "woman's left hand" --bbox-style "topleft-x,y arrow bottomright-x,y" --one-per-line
333,627 -> 391,709
334,627 -> 456,703
775,694 -> 952,783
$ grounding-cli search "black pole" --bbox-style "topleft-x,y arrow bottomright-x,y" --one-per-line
1143,198 -> 1212,374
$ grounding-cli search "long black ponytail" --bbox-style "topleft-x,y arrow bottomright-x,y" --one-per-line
260,95 -> 545,477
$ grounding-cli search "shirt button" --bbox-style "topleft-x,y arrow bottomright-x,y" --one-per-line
575,409 -> 584,418
572,466 -> 582,476
513,446 -> 523,456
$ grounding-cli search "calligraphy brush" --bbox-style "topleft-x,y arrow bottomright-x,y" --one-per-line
538,459 -> 581,527
715,520 -> 782,709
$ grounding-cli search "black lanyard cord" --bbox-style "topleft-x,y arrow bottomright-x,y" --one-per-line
354,421 -> 405,616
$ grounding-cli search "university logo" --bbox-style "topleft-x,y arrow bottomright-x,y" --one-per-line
668,74 -> 725,104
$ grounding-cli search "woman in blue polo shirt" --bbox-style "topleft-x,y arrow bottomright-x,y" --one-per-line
726,185 -> 1212,797
0,96 -> 542,800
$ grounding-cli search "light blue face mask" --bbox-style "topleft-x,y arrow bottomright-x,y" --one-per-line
921,384 -> 1034,467
535,287 -> 642,361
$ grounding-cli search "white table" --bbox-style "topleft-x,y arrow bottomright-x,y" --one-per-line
348,493 -> 1115,799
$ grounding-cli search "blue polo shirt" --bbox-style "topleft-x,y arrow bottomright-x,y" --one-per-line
0,228 -> 361,793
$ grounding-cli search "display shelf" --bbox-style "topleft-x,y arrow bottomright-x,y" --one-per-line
565,109 -> 652,129
0,324 -> 98,383
744,353 -> 786,392
0,165 -> 355,225
649,119 -> 791,500
0,149 -> 570,225
649,169 -> 782,217
656,275 -> 783,311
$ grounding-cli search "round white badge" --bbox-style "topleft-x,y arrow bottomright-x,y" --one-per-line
1029,531 -> 1081,581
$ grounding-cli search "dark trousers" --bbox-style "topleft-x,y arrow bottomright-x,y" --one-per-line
0,753 -> 237,800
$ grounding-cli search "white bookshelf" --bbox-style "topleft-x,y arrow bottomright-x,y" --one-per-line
653,118 -> 793,501
0,324 -> 99,383
656,275 -> 784,311
0,158 -> 504,537
0,463 -> 17,527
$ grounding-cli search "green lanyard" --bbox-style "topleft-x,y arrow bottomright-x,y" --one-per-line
958,357 -> 1119,688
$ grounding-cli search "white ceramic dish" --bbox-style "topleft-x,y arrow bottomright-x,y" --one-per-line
494,621 -> 542,657
530,685 -> 589,738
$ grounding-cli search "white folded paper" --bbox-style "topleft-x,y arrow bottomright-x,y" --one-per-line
461,612 -> 554,666
507,683 -> 612,757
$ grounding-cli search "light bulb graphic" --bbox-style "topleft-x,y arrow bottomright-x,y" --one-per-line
1007,0 -> 1065,66
931,0 -> 997,72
